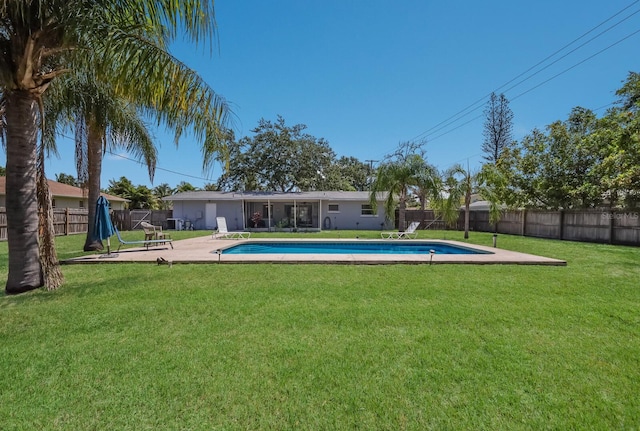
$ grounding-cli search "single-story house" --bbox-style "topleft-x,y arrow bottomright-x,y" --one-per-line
0,177 -> 128,210
164,191 -> 392,231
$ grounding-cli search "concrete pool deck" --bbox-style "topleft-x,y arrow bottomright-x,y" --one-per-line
63,236 -> 567,266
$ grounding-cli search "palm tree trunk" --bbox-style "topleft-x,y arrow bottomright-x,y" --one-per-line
5,91 -> 44,294
37,152 -> 64,291
83,122 -> 104,251
398,190 -> 407,231
464,187 -> 471,239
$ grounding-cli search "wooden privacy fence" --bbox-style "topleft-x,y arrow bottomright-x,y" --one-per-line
0,208 -> 173,241
2,206 -> 638,246
0,208 -> 88,240
403,208 -> 640,246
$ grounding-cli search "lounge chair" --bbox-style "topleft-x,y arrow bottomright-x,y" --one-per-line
381,221 -> 420,239
114,226 -> 173,251
213,216 -> 251,239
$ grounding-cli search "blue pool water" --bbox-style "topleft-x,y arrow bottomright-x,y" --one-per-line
220,241 -> 490,255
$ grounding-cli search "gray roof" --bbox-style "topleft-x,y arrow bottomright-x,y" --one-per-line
164,190 -> 387,202
461,200 -> 507,211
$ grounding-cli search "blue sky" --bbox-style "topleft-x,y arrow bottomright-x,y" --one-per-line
7,0 -> 640,190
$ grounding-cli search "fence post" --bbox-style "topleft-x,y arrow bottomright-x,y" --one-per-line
522,209 -> 527,236
65,208 -> 70,235
559,210 -> 565,240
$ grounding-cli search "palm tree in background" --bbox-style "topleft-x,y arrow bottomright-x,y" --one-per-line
153,183 -> 176,210
432,165 -> 466,231
412,162 -> 439,211
369,150 -> 428,232
1,1 -> 230,294
44,73 -> 157,251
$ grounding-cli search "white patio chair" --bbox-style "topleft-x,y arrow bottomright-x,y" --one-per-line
213,216 -> 251,239
381,221 -> 420,239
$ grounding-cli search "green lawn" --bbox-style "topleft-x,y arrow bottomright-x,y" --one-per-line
1,230 -> 639,430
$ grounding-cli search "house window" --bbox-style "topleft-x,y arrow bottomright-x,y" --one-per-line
262,204 -> 273,219
328,204 -> 339,213
79,200 -> 84,208
361,204 -> 374,216
52,199 -> 56,208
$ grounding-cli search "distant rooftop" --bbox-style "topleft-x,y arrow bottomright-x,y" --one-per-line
164,190 -> 387,201
0,177 -> 127,202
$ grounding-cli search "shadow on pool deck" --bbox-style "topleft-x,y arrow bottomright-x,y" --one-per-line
62,236 -> 567,266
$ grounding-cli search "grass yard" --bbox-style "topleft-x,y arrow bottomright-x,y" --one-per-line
1,230 -> 639,430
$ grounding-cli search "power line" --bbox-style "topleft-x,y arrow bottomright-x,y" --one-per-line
406,1 -> 640,145
511,28 -> 640,102
426,27 -> 640,145
105,150 -> 216,183
52,131 -> 217,184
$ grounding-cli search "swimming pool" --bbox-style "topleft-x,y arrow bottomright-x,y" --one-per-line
220,241 -> 492,255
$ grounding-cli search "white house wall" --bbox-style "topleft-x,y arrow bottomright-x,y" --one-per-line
172,200 -> 244,230
321,201 -> 389,230
167,193 -> 393,231
215,201 -> 245,230
51,197 -> 126,210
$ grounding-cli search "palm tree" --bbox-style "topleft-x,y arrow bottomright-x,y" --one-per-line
477,163 -> 507,232
175,181 -> 199,193
412,162 -> 439,211
1,1 -> 229,294
45,73 -> 157,251
432,165 -> 466,232
369,153 -> 427,232
460,163 -> 479,239
154,183 -> 176,210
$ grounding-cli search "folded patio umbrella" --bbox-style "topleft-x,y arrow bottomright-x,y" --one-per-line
93,196 -> 116,256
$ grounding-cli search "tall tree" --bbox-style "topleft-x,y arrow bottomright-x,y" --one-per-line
616,71 -> 640,111
500,108 -> 602,209
333,156 -> 374,191
482,93 -> 514,164
1,1 -> 228,294
217,116 -> 335,192
55,173 -> 80,186
105,177 -> 157,209
105,177 -> 136,200
45,74 -> 157,251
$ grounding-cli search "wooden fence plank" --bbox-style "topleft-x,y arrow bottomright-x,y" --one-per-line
0,208 -> 174,241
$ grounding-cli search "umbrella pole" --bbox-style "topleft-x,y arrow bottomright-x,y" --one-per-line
107,237 -> 111,255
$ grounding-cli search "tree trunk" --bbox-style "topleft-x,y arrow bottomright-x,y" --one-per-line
5,91 -> 44,294
398,190 -> 407,231
464,187 -> 471,239
37,159 -> 64,291
83,123 -> 105,251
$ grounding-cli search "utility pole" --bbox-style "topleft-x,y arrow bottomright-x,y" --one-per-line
365,159 -> 378,189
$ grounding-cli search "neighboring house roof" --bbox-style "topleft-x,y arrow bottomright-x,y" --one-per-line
164,191 -> 388,202
461,200 -> 507,211
0,177 -> 128,202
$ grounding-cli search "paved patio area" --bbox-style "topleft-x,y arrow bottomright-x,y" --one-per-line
63,236 -> 567,266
